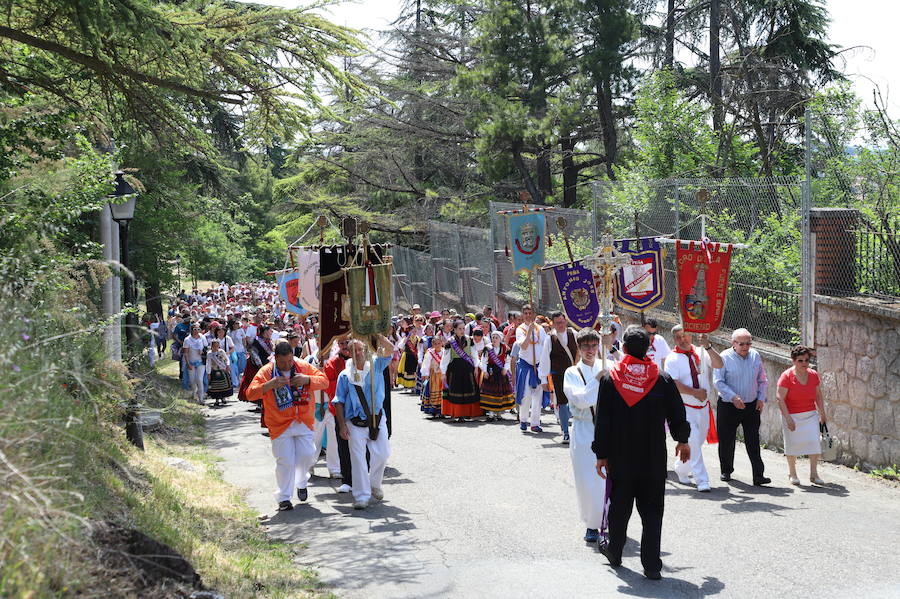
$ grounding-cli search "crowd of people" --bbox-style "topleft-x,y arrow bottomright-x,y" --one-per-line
146,284 -> 829,580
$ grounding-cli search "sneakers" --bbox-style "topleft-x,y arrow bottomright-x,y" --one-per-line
697,481 -> 711,492
583,528 -> 599,543
520,422 -> 528,432
277,500 -> 293,511
371,487 -> 384,501
677,475 -> 692,485
296,488 -> 308,502
530,426 -> 543,433
353,499 -> 368,510
337,483 -> 351,493
562,433 -> 570,444
719,473 -> 732,482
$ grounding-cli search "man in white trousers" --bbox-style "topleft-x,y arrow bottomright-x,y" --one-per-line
563,328 -> 613,544
333,335 -> 394,510
664,325 -> 723,492
516,304 -> 549,433
247,341 -> 329,512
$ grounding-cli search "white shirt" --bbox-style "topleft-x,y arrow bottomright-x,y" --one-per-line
439,340 -> 479,375
515,322 -> 548,367
182,335 -> 209,362
563,359 -> 606,422
229,328 -> 247,352
646,334 -> 672,369
664,347 -> 712,407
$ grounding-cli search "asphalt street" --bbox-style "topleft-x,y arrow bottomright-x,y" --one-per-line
207,391 -> 900,599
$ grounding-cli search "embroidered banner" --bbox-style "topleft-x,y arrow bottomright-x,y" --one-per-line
676,240 -> 733,333
551,261 -> 600,329
345,262 -> 393,338
294,249 -> 320,313
507,212 -> 547,273
613,237 -> 665,311
276,269 -> 307,315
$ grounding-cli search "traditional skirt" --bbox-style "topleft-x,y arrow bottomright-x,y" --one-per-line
238,361 -> 261,403
783,410 -> 821,456
421,371 -> 443,415
480,366 -> 515,412
442,358 -> 483,418
397,348 -> 418,388
207,368 -> 233,399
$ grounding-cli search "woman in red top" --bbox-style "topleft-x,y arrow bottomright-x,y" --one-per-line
776,346 -> 827,486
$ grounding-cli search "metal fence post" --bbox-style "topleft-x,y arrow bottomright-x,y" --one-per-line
673,181 -> 681,238
800,106 -> 813,346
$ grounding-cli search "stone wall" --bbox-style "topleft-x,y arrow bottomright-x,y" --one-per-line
812,295 -> 900,468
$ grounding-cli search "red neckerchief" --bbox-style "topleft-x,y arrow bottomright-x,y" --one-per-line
610,354 -> 659,407
672,344 -> 700,366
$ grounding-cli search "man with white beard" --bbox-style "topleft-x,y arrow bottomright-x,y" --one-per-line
563,327 -> 613,545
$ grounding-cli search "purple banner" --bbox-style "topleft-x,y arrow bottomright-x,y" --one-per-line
552,261 -> 600,329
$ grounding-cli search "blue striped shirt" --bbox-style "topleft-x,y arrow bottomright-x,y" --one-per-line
713,348 -> 768,403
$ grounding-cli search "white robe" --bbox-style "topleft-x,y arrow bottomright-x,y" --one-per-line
563,359 -> 611,530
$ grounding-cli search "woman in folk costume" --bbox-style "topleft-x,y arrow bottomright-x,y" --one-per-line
415,322 -> 435,396
206,339 -> 233,406
441,319 -> 484,422
419,334 -> 446,417
239,324 -> 273,406
479,331 -> 515,421
396,318 -> 422,391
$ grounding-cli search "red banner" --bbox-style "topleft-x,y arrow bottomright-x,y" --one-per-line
676,240 -> 733,333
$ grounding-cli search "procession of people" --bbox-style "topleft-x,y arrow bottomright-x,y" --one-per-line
148,274 -> 829,580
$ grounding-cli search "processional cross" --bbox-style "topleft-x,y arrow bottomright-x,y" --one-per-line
583,231 -> 631,369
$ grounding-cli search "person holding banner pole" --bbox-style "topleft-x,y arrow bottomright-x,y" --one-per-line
563,327 -> 612,545
516,304 -> 548,433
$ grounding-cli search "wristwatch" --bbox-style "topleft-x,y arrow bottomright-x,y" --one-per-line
704,344 -> 712,350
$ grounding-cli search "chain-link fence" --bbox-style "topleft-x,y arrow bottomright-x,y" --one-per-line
390,245 -> 434,310
594,177 -> 804,345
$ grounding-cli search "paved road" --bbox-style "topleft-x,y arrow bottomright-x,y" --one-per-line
207,392 -> 900,599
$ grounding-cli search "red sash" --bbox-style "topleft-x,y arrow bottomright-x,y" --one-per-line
609,355 -> 659,407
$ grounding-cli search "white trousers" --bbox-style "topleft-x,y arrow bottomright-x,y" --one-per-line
518,385 -> 543,427
570,419 -> 608,529
348,417 -> 391,503
188,362 -> 204,402
271,420 -> 318,502
673,403 -> 710,485
312,408 -> 340,475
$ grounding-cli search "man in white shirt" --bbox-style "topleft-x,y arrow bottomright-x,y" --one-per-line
644,318 -> 671,369
663,324 -> 723,492
515,304 -> 549,432
182,325 -> 210,403
563,327 -> 612,545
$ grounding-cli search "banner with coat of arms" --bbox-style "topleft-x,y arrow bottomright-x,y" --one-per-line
613,237 -> 665,311
276,269 -> 307,315
551,261 -> 600,329
507,211 -> 547,273
676,240 -> 733,333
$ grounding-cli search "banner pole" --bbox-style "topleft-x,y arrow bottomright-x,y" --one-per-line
633,212 -> 646,326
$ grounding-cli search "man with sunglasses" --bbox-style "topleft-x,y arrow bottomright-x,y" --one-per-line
714,328 -> 770,486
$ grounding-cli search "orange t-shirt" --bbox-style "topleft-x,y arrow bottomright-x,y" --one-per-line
777,368 -> 820,414
247,358 -> 329,439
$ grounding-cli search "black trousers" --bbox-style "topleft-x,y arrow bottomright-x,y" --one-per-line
337,433 -> 353,485
717,399 -> 765,480
607,475 -> 666,573
383,366 -> 392,439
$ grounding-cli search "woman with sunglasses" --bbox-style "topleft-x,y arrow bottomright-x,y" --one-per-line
776,346 -> 827,486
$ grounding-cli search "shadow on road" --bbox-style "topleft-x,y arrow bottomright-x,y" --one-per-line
614,568 -> 726,598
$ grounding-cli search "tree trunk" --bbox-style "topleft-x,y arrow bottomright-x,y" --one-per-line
511,142 -> 544,204
560,134 -> 577,208
537,146 -> 552,200
709,0 -> 723,135
146,281 -> 164,318
664,0 -> 676,69
596,80 -> 618,179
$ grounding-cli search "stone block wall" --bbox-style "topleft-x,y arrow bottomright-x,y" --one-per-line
813,295 -> 900,468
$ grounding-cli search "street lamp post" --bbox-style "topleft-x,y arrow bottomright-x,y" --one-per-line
109,171 -> 144,451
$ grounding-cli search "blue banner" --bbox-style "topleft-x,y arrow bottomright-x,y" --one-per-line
613,237 -> 665,311
276,270 -> 308,315
552,261 -> 600,329
508,212 -> 546,273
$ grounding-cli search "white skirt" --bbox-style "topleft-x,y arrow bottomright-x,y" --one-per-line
783,410 -> 820,456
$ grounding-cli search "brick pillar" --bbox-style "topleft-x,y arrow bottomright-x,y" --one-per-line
810,208 -> 858,295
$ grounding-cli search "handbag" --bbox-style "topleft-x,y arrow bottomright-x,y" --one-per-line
819,423 -> 838,462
